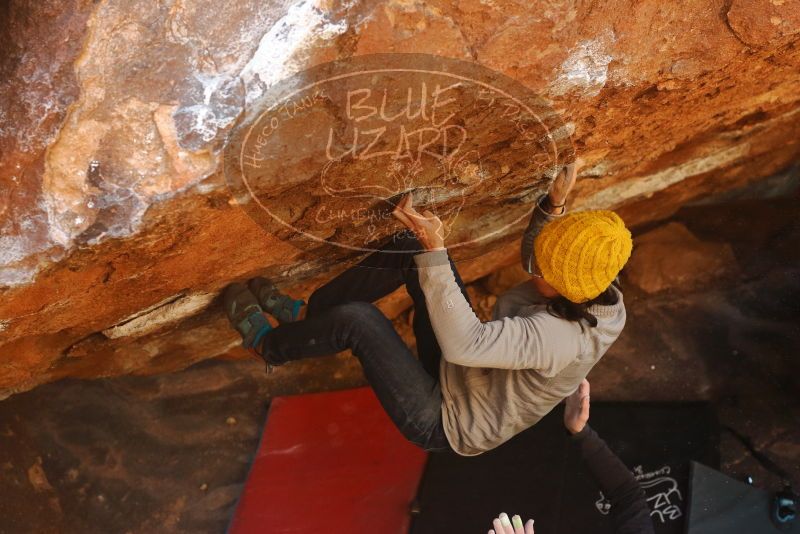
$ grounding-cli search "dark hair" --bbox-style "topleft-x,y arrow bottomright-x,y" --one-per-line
546,280 -> 621,329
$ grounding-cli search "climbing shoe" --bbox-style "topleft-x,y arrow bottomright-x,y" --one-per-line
248,277 -> 305,323
223,283 -> 273,355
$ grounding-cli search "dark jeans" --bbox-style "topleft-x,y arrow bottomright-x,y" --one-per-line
261,233 -> 471,452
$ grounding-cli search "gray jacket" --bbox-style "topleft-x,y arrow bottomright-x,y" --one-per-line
413,198 -> 626,456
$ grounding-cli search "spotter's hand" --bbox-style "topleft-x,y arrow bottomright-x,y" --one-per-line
564,379 -> 590,435
488,513 -> 535,534
392,194 -> 446,252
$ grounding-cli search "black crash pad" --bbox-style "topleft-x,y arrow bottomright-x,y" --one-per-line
411,402 -> 719,534
686,461 -> 797,533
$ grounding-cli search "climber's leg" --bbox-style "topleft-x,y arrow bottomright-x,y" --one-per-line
304,232 -> 423,317
244,234 -> 418,324
304,232 -> 472,379
261,301 -> 450,451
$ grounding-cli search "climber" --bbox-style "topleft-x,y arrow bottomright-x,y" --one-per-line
222,160 -> 633,455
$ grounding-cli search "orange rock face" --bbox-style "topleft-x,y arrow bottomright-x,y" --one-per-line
1,0 -> 799,397
624,222 -> 738,294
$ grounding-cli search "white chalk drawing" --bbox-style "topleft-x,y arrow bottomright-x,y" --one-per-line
594,464 -> 683,524
316,82 -> 490,243
225,53 -> 574,258
595,493 -> 613,515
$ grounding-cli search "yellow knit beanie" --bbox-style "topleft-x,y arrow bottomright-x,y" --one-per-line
534,210 -> 632,303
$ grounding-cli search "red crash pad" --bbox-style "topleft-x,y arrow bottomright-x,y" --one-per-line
228,387 -> 428,534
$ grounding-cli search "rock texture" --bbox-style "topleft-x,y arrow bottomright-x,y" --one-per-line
625,222 -> 737,294
1,0 -> 799,397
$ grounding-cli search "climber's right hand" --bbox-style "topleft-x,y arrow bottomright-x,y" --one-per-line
392,194 -> 446,251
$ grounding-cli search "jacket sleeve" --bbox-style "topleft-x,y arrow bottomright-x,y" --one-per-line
571,425 -> 656,534
521,193 -> 564,273
413,250 -> 583,374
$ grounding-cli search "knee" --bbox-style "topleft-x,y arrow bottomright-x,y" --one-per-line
306,284 -> 346,317
330,301 -> 386,326
329,302 -> 392,344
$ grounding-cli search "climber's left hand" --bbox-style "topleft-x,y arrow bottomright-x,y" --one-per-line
392,194 -> 446,251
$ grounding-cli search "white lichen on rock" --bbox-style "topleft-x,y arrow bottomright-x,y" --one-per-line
551,33 -> 615,97
240,0 -> 349,104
